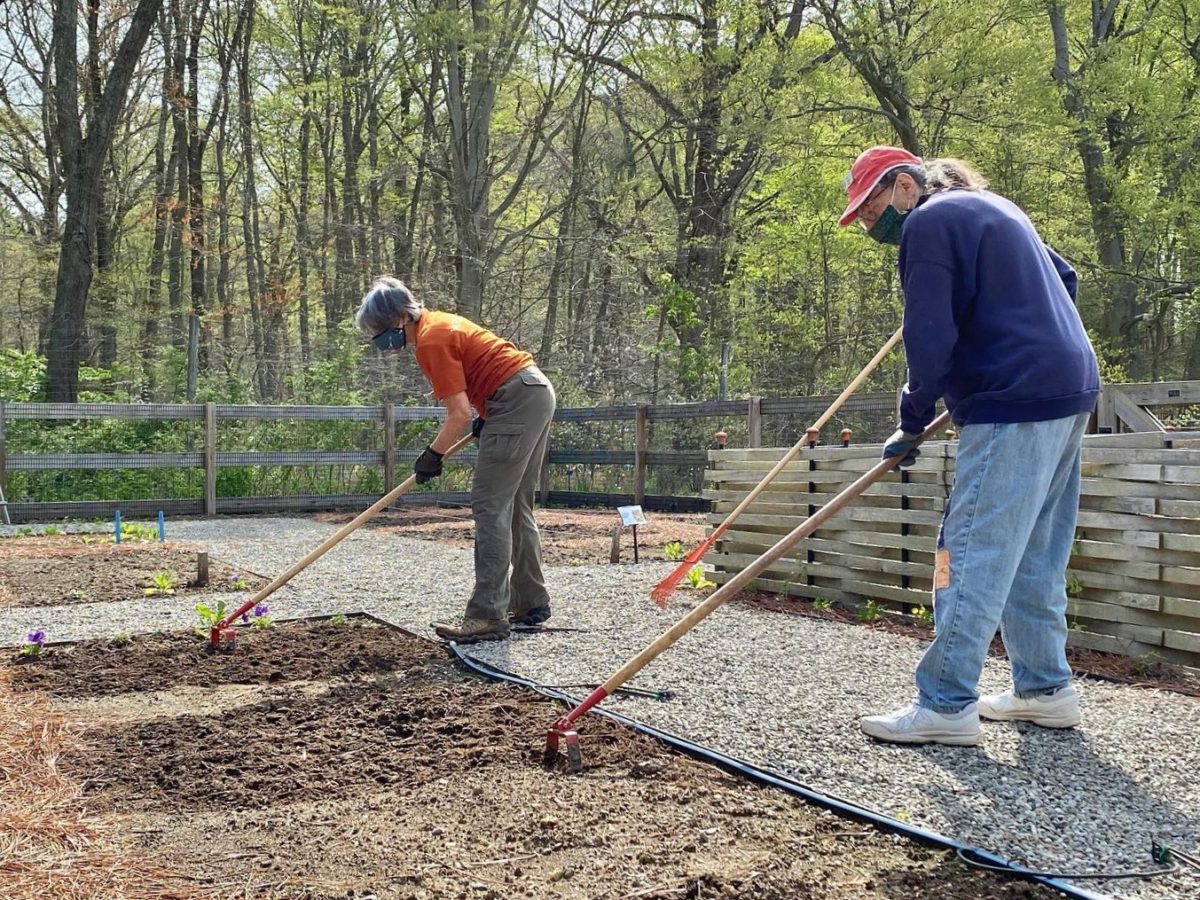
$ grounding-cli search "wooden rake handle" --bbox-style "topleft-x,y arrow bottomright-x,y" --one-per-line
212,431 -> 477,642
651,327 -> 904,603
714,326 -> 904,537
582,410 -> 952,715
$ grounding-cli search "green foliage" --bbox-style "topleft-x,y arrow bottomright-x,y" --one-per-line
682,565 -> 716,590
68,588 -> 86,600
1066,571 -> 1084,597
194,599 -> 229,635
110,632 -> 131,647
0,350 -> 46,401
120,522 -> 159,542
813,597 -> 834,611
663,540 -> 685,561
144,571 -> 177,596
329,613 -> 348,626
42,525 -> 60,536
857,599 -> 883,624
910,605 -> 934,626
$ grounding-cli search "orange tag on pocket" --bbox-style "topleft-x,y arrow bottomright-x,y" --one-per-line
934,548 -> 951,590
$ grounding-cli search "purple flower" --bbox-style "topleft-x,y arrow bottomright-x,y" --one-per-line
253,603 -> 269,618
26,629 -> 46,647
240,612 -> 250,625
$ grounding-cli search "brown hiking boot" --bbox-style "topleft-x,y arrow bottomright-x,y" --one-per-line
432,617 -> 511,644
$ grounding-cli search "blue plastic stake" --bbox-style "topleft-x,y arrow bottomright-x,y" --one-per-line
114,509 -> 122,544
157,510 -> 165,542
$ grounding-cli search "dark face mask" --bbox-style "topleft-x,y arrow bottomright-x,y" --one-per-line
372,327 -> 406,352
868,203 -> 908,246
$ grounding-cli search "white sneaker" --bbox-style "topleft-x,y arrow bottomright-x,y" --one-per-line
860,701 -> 981,746
978,685 -> 1080,728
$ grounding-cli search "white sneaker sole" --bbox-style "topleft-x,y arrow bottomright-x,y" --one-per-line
978,707 -> 1080,728
860,724 -> 982,746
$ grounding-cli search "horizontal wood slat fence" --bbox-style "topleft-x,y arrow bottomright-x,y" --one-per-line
0,392 -> 900,521
704,429 -> 1200,667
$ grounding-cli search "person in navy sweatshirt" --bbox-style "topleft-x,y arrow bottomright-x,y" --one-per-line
838,146 -> 1100,746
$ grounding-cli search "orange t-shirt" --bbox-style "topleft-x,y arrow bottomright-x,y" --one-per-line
414,310 -> 533,416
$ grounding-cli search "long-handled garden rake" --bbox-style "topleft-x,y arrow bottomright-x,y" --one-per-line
545,410 -> 951,772
650,327 -> 904,606
209,432 -> 477,647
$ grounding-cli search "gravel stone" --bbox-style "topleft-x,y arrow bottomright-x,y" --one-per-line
1,514 -> 1196,900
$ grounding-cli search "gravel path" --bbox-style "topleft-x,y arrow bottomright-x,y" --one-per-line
3,515 -> 1197,900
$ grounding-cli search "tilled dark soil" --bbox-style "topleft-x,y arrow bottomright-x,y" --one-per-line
0,539 -> 263,607
10,618 -> 409,696
9,620 -> 1060,899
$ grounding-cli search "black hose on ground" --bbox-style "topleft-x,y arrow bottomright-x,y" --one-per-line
446,642 -> 1150,900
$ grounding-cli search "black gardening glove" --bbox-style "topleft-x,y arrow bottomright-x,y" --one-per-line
414,445 -> 444,484
471,417 -> 485,439
882,428 -> 922,469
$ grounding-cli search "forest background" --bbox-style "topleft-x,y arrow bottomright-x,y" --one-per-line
1,0 -> 1198,417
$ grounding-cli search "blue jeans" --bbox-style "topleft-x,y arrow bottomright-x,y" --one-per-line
916,412 -> 1090,713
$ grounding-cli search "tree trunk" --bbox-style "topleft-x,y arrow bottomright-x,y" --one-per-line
46,0 -> 160,402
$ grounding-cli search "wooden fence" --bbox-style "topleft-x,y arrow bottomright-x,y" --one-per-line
0,392 -> 900,522
704,429 -> 1200,667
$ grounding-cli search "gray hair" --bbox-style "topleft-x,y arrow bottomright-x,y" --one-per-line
880,158 -> 988,196
355,277 -> 424,335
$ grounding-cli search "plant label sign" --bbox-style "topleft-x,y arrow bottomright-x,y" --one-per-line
617,505 -> 647,527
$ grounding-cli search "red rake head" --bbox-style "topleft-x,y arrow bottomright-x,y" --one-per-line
543,726 -> 582,773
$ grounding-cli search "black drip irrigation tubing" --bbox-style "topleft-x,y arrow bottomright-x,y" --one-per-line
445,643 -> 1122,900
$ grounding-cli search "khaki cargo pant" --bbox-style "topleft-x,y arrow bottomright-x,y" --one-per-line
464,366 -> 556,621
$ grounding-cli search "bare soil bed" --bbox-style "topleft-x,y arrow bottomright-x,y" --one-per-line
318,507 -> 708,566
0,536 -> 264,607
7,619 -> 1060,900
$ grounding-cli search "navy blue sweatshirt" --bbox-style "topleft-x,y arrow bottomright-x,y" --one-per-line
896,189 -> 1099,435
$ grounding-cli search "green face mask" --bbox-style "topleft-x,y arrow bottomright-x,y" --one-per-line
866,181 -> 909,246
868,203 -> 908,246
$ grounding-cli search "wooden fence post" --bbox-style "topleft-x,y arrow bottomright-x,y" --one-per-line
634,403 -> 648,505
204,402 -> 217,517
383,404 -> 396,495
748,396 -> 762,448
1096,384 -> 1116,433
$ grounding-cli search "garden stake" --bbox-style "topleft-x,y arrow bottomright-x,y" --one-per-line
650,327 -> 904,606
210,432 -> 476,646
546,410 -> 951,773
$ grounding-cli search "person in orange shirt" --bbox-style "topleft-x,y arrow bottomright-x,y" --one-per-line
355,277 -> 557,643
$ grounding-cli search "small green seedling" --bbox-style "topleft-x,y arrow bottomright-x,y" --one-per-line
194,599 -> 229,636
144,571 -> 177,597
42,525 -> 60,536
119,522 -> 157,543
16,527 -> 33,537
813,597 -> 834,612
857,599 -> 882,623
663,540 -> 685,561
110,632 -> 131,647
682,565 -> 716,590
68,588 -> 86,600
330,613 -> 348,626
911,605 -> 934,626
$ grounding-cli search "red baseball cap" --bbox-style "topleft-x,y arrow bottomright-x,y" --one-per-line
838,146 -> 923,227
